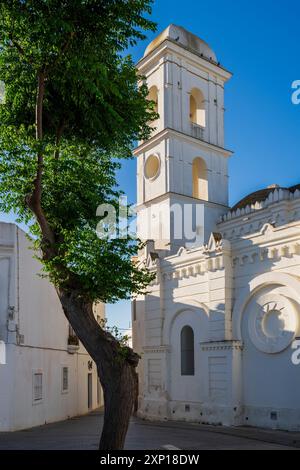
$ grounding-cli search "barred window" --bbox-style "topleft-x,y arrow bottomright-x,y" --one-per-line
62,367 -> 69,393
33,373 -> 43,402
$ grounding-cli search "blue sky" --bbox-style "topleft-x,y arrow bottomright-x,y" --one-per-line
1,0 -> 300,331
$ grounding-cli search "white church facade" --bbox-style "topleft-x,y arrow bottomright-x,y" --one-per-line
132,25 -> 300,431
0,222 -> 103,431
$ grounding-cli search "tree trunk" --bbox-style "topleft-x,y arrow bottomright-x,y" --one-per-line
57,288 -> 139,450
99,362 -> 137,450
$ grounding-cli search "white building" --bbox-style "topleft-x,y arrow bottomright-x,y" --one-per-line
0,222 -> 104,431
133,25 -> 300,431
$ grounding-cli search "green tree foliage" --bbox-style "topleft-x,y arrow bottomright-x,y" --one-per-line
0,0 -> 157,304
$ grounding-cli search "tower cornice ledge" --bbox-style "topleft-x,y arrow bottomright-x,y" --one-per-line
136,192 -> 229,210
137,37 -> 232,80
133,127 -> 233,158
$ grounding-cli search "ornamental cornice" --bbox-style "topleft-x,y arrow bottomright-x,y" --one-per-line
143,346 -> 171,354
201,341 -> 243,351
232,238 -> 300,269
220,188 -> 300,225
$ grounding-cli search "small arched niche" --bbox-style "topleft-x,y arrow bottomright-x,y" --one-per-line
181,325 -> 195,376
144,154 -> 160,180
192,157 -> 208,200
189,88 -> 206,127
148,85 -> 159,114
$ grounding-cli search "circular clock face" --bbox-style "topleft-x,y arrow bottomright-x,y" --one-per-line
248,294 -> 298,354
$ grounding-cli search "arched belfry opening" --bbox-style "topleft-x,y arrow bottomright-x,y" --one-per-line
181,326 -> 195,376
192,157 -> 208,200
148,85 -> 159,114
189,88 -> 206,127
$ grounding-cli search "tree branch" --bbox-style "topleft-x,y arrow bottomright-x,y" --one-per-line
48,31 -> 76,72
36,70 -> 45,141
26,70 -> 55,259
54,118 -> 66,159
8,34 -> 33,64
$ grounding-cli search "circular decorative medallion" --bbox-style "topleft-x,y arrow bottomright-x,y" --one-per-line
144,154 -> 160,180
248,294 -> 298,354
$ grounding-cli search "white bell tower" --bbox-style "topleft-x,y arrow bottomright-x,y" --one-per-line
134,25 -> 232,252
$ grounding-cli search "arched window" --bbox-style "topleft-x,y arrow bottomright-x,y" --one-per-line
181,326 -> 195,376
192,157 -> 208,200
148,85 -> 159,114
189,88 -> 206,127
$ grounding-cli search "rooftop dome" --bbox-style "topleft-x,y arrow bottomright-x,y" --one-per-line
144,24 -> 217,63
231,184 -> 300,212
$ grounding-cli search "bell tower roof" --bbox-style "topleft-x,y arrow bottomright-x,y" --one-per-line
144,24 -> 217,63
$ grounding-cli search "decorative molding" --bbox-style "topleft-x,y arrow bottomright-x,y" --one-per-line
232,272 -> 300,341
144,235 -> 233,287
231,239 -> 300,269
142,230 -> 300,290
143,346 -> 171,354
219,191 -> 300,246
220,188 -> 300,224
201,340 -> 243,351
207,232 -> 223,252
159,256 -> 224,284
133,126 -> 232,158
248,294 -> 298,354
176,246 -> 188,257
146,252 -> 159,268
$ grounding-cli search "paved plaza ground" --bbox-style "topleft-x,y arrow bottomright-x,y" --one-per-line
0,411 -> 299,450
